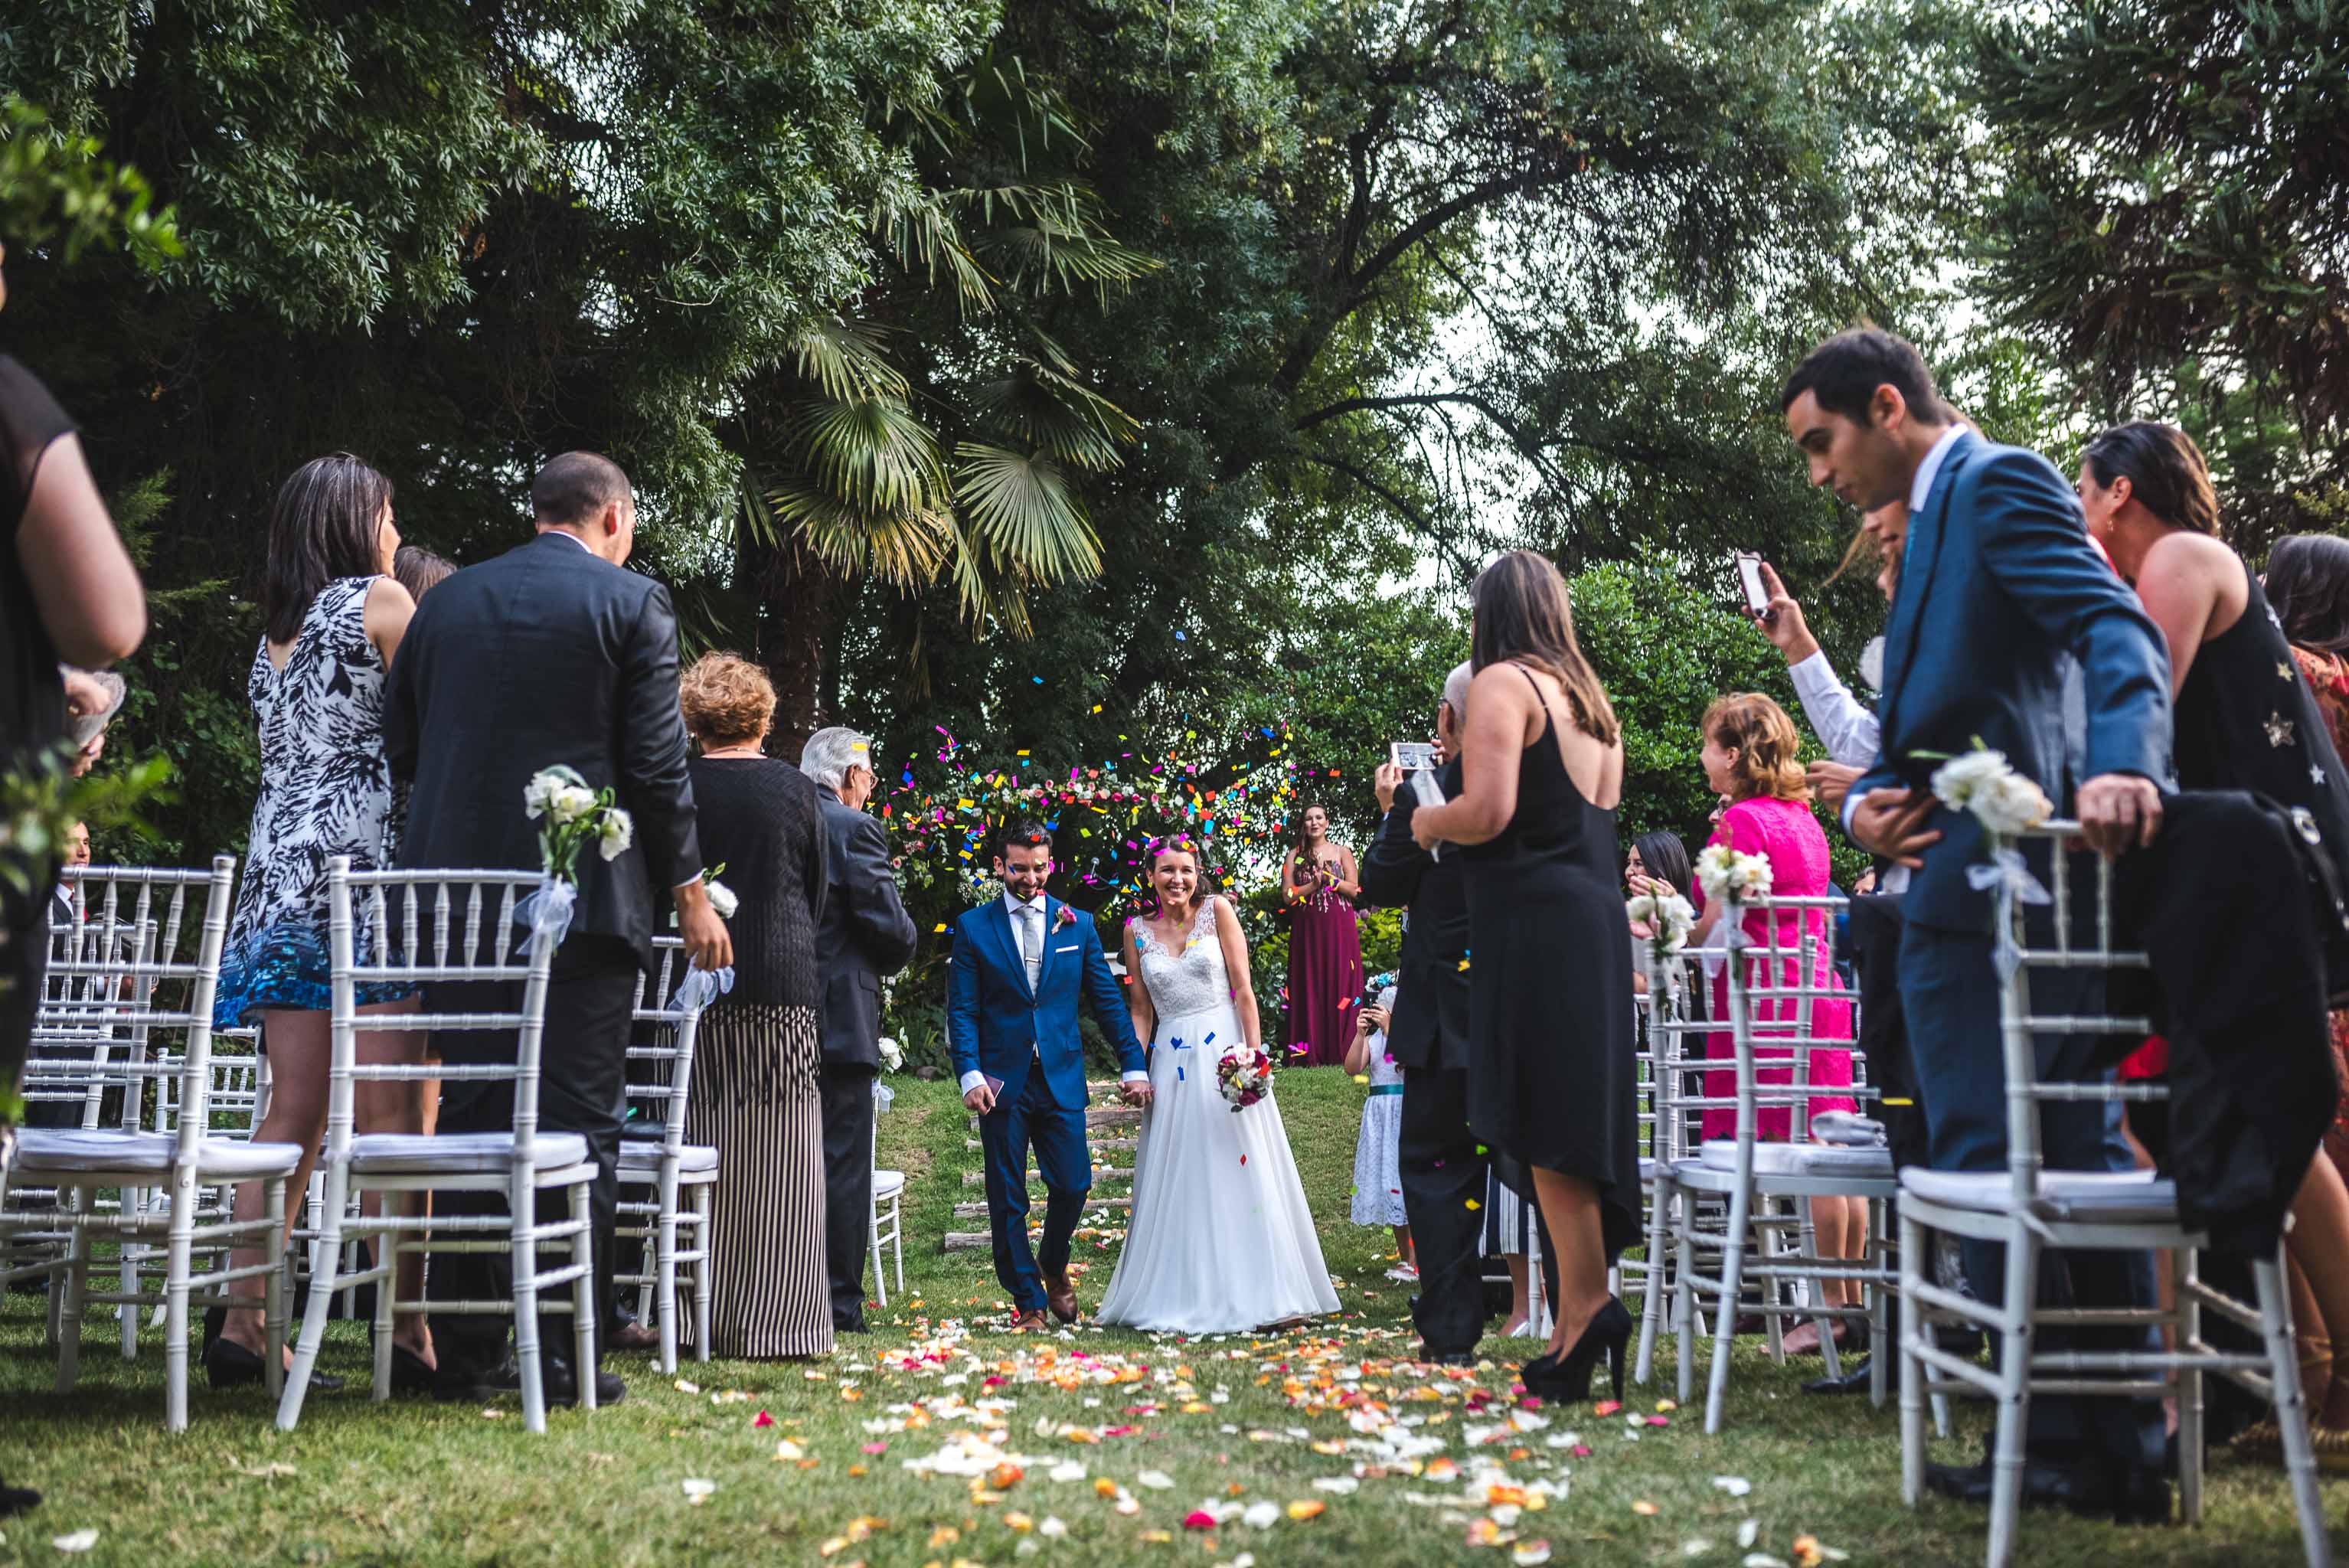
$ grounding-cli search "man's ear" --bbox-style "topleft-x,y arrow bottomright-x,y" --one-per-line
1870,381 -> 1909,433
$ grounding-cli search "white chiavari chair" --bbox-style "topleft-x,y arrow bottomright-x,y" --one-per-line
276,858 -> 596,1434
0,858 -> 305,1431
614,936 -> 717,1373
870,1078 -> 904,1305
1654,890 -> 1899,1433
1897,823 -> 2330,1567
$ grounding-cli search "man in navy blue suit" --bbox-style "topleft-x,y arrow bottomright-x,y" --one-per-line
948,821 -> 1150,1331
1782,329 -> 2174,1519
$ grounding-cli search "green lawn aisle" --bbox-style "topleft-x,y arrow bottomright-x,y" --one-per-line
0,1070 -> 2336,1566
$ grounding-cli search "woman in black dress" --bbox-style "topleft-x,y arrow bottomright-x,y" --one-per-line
1410,550 -> 1638,1401
2080,421 -> 2349,1449
676,652 -> 831,1358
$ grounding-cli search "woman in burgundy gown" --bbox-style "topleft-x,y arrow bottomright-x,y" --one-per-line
1282,803 -> 1364,1066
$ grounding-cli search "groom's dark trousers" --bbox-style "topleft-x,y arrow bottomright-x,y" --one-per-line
978,1072 -> 1093,1309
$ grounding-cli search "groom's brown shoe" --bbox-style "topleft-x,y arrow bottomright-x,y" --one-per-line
1007,1308 -> 1049,1333
1044,1272 -> 1080,1325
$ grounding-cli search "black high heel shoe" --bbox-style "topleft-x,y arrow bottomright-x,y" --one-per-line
1524,1298 -> 1634,1406
201,1307 -> 344,1393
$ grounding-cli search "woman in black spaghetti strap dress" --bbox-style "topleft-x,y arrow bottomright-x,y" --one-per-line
2081,421 -> 2349,1446
1410,550 -> 1639,1403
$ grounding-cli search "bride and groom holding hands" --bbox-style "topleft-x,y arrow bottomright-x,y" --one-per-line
946,822 -> 1338,1333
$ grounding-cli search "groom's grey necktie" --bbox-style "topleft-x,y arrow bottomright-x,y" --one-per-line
1014,900 -> 1044,991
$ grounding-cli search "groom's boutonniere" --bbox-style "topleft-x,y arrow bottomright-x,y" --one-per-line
1053,905 -> 1078,932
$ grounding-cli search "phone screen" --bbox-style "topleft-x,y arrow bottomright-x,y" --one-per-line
1734,552 -> 1769,615
1390,741 -> 1439,772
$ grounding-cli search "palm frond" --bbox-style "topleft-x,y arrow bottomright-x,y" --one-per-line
970,359 -> 1140,471
873,189 -> 996,312
790,396 -> 950,518
952,443 -> 1103,585
761,479 -> 956,589
792,317 -> 906,403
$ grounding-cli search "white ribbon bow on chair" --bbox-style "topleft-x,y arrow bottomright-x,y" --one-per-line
670,964 -> 735,1014
1967,848 -> 2050,980
512,874 -> 579,958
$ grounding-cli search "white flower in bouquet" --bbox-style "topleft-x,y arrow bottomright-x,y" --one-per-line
597,807 -> 635,861
1973,769 -> 2052,835
1730,851 -> 1773,897
877,1035 -> 903,1071
1654,893 -> 1697,952
1625,892 -> 1659,926
523,770 -> 562,821
1929,748 -> 2011,813
550,783 -> 598,825
1694,843 -> 1736,903
704,877 -> 739,919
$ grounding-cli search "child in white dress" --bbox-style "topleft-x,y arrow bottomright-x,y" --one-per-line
1345,982 -> 1413,1282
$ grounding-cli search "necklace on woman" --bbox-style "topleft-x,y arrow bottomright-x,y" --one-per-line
703,743 -> 764,760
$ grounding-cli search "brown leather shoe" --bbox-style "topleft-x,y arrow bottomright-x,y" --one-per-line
1007,1308 -> 1049,1333
1044,1272 -> 1080,1325
611,1321 -> 662,1353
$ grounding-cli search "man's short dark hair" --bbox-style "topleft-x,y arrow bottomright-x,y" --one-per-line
1780,327 -> 1953,426
533,451 -> 633,528
998,819 -> 1054,858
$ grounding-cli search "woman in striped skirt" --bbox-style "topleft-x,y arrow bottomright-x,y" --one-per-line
678,655 -> 833,1358
1481,1165 -> 1550,1340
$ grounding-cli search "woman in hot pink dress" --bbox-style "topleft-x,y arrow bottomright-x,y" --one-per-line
1684,693 -> 1858,1351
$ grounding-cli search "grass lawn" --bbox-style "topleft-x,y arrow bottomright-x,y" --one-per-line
1,1068 -> 2338,1566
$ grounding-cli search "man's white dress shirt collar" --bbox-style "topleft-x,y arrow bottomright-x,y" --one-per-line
1909,423 -> 1967,518
542,528 -> 596,554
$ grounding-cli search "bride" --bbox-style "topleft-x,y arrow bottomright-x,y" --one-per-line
1095,835 -> 1339,1333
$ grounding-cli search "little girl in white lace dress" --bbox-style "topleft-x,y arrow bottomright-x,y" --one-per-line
1345,982 -> 1413,1282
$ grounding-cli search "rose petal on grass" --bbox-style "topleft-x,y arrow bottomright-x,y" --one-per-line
1632,1500 -> 1660,1516
1286,1500 -> 1327,1521
1512,1544 -> 1553,1566
1713,1476 -> 1751,1498
1139,1469 -> 1176,1490
52,1530 -> 100,1553
1738,1519 -> 1761,1548
681,1478 -> 717,1504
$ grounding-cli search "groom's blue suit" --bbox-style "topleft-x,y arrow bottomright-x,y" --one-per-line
947,894 -> 1147,1315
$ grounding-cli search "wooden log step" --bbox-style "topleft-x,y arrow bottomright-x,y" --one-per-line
945,1228 -> 1124,1253
967,1106 -> 1139,1133
963,1167 -> 1130,1186
953,1197 -> 1129,1220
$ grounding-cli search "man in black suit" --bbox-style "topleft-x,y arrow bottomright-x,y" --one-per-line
799,724 -> 918,1333
1363,662 -> 1551,1361
386,451 -> 730,1406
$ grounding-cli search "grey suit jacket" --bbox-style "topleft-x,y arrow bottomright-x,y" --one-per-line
813,794 -> 916,1067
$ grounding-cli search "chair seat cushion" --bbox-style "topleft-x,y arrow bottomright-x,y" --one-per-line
617,1141 -> 719,1174
15,1129 -> 303,1181
1697,1138 -> 1893,1178
1899,1166 -> 2175,1221
348,1132 -> 590,1175
873,1169 -> 906,1201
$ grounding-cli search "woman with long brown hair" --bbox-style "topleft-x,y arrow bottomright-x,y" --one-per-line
1410,550 -> 1638,1401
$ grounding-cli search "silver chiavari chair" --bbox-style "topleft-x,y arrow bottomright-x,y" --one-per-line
1655,890 -> 1900,1433
1897,823 -> 2330,1567
277,858 -> 597,1433
614,936 -> 717,1374
0,858 -> 305,1432
869,1078 -> 905,1305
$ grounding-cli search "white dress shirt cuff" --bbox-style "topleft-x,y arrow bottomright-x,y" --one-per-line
1119,1070 -> 1149,1083
958,1070 -> 987,1095
1841,789 -> 1861,835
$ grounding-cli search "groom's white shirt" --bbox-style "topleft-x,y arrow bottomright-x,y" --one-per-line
959,890 -> 1149,1096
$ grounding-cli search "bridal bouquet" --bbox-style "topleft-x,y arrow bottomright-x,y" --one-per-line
524,764 -> 635,879
1928,743 -> 2052,835
1217,1047 -> 1275,1114
1694,842 -> 1772,905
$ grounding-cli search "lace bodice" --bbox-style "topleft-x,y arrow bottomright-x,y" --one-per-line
1135,899 -> 1232,1022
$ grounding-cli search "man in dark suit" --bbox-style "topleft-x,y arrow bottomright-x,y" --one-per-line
1362,664 -> 1552,1361
385,451 -> 731,1406
799,724 -> 917,1333
1783,329 -> 2174,1516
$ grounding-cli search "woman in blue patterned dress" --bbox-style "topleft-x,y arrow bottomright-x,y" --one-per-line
206,454 -> 430,1388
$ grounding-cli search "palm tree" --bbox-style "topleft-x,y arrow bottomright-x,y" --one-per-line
732,55 -> 1158,740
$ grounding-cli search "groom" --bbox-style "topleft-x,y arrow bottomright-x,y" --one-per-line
947,821 -> 1152,1331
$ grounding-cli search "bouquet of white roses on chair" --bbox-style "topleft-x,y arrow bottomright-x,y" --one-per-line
1694,842 -> 1773,906
1217,1047 -> 1275,1113
1625,887 -> 1697,956
517,764 -> 635,952
524,764 -> 635,878
1926,743 -> 2052,834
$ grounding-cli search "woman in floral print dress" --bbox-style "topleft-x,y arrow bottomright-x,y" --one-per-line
205,454 -> 433,1389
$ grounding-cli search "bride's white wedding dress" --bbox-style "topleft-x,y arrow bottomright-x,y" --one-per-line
1096,898 -> 1339,1332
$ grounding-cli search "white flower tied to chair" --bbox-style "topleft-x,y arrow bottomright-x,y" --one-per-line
1694,842 -> 1773,950
1929,743 -> 2056,978
1626,889 -> 1698,998
518,763 -> 637,953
